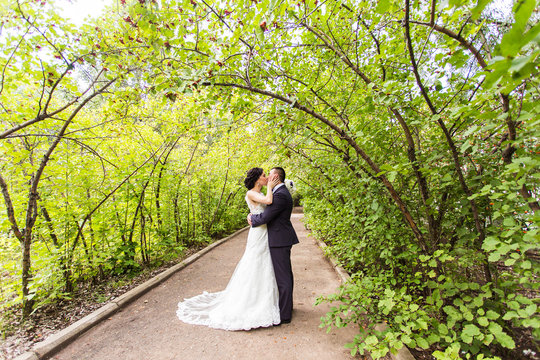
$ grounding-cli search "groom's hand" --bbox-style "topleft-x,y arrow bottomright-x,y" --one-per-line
247,213 -> 252,226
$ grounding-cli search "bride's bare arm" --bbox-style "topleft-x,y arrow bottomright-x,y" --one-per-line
247,178 -> 280,205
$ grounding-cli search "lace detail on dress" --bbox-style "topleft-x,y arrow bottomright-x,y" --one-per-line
176,192 -> 280,331
245,193 -> 266,214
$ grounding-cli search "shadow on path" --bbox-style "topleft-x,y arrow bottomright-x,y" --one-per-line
51,211 -> 358,360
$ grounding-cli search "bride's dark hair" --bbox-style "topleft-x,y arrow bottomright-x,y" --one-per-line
244,167 -> 263,190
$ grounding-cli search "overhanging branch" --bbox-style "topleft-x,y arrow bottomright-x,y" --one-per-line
202,80 -> 428,250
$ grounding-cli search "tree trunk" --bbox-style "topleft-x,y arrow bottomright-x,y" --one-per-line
21,229 -> 34,317
186,190 -> 191,239
140,207 -> 148,264
155,164 -> 164,231
208,152 -> 230,234
173,189 -> 181,244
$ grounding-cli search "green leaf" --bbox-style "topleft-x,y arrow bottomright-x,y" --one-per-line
522,317 -> 540,328
471,0 -> 493,20
416,337 -> 429,349
482,236 -> 499,251
502,311 -> 519,320
508,301 -> 520,310
499,0 -> 537,56
365,335 -> 379,346
486,310 -> 500,320
463,323 -> 481,337
509,54 -> 533,73
401,334 -> 413,346
488,322 -> 516,349
488,252 -> 502,262
417,319 -> 428,330
375,0 -> 390,14
427,333 -> 440,345
255,25 -> 265,43
438,323 -> 449,335
478,317 -> 489,327
503,217 -> 516,227
464,311 -> 474,322
524,304 -> 537,317
461,332 -> 473,344
473,296 -> 484,307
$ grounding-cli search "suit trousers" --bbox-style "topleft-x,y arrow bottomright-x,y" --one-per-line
269,246 -> 293,321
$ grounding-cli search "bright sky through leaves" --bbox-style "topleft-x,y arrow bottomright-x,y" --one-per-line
58,0 -> 110,25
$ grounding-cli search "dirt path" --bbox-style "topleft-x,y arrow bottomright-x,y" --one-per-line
50,212 -> 358,360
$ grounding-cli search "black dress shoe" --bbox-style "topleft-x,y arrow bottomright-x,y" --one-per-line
273,318 -> 291,326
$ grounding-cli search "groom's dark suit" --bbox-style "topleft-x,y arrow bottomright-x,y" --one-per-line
251,184 -> 299,322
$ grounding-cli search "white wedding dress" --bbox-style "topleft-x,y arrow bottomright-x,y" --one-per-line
176,194 -> 280,330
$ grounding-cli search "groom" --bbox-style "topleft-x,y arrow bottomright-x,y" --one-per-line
248,167 -> 299,324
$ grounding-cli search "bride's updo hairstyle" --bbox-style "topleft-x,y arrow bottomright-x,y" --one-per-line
244,167 -> 263,189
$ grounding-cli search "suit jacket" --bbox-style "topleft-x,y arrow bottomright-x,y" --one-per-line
251,184 -> 299,248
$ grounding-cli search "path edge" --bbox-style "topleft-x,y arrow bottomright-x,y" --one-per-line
313,237 -> 416,360
13,226 -> 250,360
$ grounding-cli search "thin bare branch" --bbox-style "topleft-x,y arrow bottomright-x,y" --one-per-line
410,20 -> 487,69
404,0 -> 437,114
0,172 -> 24,242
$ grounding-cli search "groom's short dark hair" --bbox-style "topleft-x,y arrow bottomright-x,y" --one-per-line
272,167 -> 285,182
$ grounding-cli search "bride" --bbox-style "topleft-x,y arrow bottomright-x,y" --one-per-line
176,167 -> 281,330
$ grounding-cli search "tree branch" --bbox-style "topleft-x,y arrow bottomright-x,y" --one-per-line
0,172 -> 24,242
203,80 -> 428,251
409,20 -> 487,69
430,0 -> 437,26
0,68 -> 107,140
404,0 -> 437,114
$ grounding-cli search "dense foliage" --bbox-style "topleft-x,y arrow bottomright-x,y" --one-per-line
1,0 -> 538,359
0,0 -> 275,327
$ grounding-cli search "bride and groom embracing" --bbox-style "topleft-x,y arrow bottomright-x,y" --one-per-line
176,166 -> 299,330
